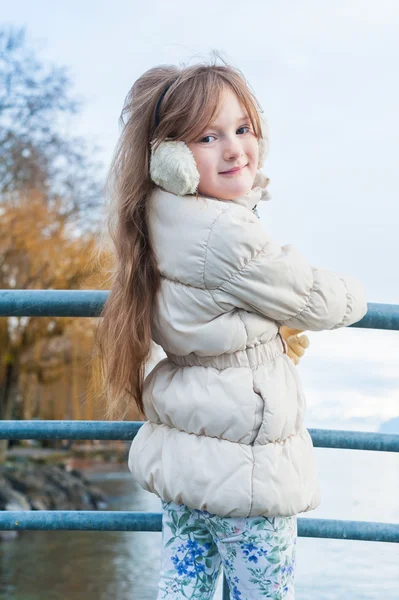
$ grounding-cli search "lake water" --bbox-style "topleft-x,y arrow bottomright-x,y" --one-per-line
0,448 -> 398,599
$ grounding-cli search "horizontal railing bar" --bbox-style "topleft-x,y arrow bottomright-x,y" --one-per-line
0,511 -> 161,532
308,429 -> 399,452
0,420 -> 141,440
0,289 -> 108,318
298,518 -> 399,543
355,301 -> 399,330
0,512 -> 397,543
0,290 -> 398,330
0,421 -> 398,452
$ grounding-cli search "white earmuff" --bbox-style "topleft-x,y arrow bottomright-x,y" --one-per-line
149,140 -> 200,196
257,113 -> 269,170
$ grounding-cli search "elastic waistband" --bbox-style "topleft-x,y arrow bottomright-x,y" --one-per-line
165,334 -> 286,370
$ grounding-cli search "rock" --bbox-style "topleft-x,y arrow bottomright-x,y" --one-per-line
0,461 -> 109,516
0,476 -> 32,511
29,496 -> 50,511
89,486 -> 108,509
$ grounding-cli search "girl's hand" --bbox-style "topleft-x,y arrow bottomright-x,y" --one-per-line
279,326 -> 310,366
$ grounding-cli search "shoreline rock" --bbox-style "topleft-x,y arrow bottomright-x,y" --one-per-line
0,460 -> 109,541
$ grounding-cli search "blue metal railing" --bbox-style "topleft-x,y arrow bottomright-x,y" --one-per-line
1,290 -> 399,330
1,290 -> 398,599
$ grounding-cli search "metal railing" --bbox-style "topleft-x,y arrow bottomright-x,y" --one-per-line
1,290 -> 399,599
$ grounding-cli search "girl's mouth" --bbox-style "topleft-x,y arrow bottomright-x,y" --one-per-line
220,164 -> 248,175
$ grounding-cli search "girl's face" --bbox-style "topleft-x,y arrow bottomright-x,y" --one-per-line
187,87 -> 259,201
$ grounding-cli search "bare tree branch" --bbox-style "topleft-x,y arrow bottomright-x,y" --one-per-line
0,25 -> 104,234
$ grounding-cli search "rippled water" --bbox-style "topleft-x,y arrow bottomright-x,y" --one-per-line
0,448 -> 398,599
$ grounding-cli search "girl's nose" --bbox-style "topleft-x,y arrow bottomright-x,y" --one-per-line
223,136 -> 244,160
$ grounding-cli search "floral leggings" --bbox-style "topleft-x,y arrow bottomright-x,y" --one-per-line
157,500 -> 297,600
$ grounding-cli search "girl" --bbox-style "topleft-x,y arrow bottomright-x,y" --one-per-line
95,57 -> 367,599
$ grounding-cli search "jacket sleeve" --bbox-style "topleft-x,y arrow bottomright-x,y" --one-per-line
204,207 -> 368,331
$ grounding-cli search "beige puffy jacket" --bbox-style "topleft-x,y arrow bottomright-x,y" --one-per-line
128,178 -> 367,518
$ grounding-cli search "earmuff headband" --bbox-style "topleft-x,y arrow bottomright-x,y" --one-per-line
154,79 -> 178,129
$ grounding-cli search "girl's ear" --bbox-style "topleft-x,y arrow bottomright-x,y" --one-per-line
149,140 -> 200,196
257,113 -> 270,169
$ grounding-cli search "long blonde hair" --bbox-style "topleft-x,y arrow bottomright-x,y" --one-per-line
93,53 -> 264,420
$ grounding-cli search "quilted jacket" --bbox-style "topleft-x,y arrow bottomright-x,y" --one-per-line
128,177 -> 367,517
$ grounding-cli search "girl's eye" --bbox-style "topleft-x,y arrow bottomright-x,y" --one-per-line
199,135 -> 216,144
199,126 -> 251,143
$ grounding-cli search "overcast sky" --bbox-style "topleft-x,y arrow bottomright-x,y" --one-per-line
3,0 -> 399,431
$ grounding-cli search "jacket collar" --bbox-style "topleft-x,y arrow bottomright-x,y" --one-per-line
151,170 -> 271,214
226,170 -> 271,212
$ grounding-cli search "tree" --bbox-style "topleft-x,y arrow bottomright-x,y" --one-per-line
0,25 -> 103,233
0,25 -> 110,461
0,189 -> 109,462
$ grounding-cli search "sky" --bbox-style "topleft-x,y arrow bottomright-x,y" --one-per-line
2,0 -> 399,431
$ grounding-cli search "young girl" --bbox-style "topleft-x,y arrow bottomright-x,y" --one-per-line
95,57 -> 367,599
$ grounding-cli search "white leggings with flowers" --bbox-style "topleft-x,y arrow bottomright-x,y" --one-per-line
157,500 -> 297,600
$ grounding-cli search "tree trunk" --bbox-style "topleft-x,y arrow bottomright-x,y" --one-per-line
0,357 -> 16,463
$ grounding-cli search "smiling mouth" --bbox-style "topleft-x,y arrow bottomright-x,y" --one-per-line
220,164 -> 248,175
